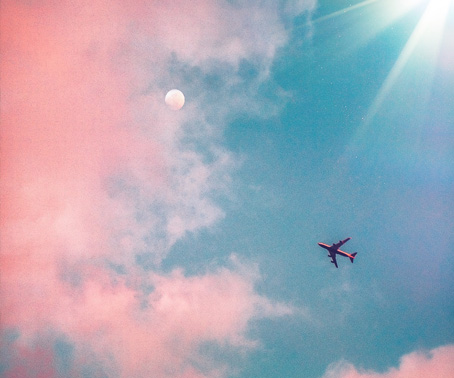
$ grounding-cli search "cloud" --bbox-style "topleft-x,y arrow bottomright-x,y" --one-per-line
0,0 -> 314,376
322,345 -> 454,378
2,257 -> 293,377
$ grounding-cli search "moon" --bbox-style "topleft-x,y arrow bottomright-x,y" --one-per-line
165,89 -> 185,110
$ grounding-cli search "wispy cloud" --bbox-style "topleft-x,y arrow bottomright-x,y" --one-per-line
0,0 -> 314,376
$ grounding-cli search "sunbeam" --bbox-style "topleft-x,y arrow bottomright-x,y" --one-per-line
339,0 -> 453,164
313,0 -> 380,24
362,0 -> 451,128
306,0 -> 432,62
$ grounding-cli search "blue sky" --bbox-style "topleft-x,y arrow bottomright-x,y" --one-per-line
1,0 -> 453,377
168,0 -> 454,376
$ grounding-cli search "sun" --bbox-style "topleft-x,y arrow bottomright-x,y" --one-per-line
316,0 -> 452,126
315,0 -> 454,163
391,0 -> 453,32
362,0 -> 453,124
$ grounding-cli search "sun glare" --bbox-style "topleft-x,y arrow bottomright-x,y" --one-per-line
366,0 -> 452,125
338,0 -> 453,162
422,0 -> 453,28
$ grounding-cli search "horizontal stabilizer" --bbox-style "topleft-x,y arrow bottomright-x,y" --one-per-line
350,252 -> 357,263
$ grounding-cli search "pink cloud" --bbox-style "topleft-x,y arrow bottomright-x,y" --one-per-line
322,345 -> 454,378
123,0 -> 289,68
3,342 -> 57,378
2,258 -> 292,377
0,0 -> 304,376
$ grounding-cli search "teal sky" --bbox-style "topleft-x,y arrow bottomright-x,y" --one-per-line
167,1 -> 454,376
1,1 -> 453,377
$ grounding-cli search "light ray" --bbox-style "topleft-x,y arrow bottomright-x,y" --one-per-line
335,0 -> 453,170
305,0 -> 431,63
361,0 -> 451,129
313,0 -> 379,24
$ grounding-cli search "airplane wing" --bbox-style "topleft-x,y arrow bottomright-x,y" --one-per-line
327,250 -> 339,268
332,237 -> 351,249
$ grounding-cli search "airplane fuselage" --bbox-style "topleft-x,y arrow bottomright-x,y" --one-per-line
318,242 -> 348,253
317,238 -> 357,267
318,243 -> 353,256
318,243 -> 333,250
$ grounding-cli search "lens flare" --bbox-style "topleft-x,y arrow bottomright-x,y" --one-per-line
336,0 -> 454,164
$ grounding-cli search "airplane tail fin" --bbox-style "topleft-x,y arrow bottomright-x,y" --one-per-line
350,253 -> 357,263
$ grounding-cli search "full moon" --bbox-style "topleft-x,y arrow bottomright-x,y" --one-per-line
165,89 -> 185,110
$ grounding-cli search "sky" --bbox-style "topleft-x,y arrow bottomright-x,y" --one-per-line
1,0 -> 453,377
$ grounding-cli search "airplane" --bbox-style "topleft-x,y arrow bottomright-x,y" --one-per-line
318,237 -> 357,268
